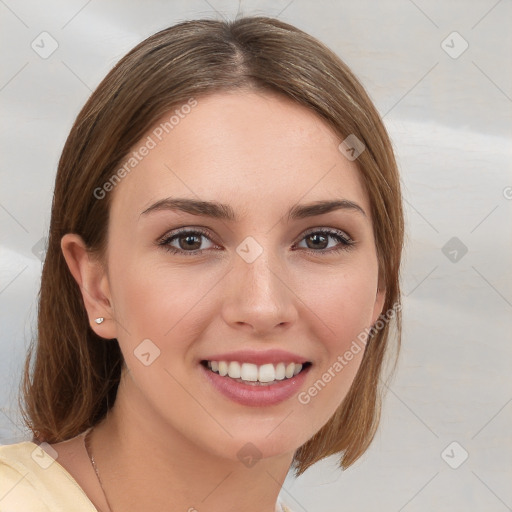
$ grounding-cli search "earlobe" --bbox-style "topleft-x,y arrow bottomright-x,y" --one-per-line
60,233 -> 117,339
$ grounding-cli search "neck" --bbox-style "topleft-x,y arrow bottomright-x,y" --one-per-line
89,372 -> 294,512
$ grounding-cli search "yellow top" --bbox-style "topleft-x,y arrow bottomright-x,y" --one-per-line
0,441 -> 97,511
0,440 -> 293,512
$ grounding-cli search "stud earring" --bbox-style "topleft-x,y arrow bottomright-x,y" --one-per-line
94,317 -> 105,324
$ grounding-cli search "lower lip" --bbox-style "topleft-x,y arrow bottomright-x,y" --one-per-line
200,364 -> 311,406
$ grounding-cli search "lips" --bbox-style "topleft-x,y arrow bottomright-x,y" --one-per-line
199,349 -> 312,406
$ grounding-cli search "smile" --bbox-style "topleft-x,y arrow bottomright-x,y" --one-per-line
202,360 -> 311,385
200,359 -> 312,406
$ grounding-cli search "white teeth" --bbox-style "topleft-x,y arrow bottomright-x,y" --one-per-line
241,363 -> 258,382
275,362 -> 286,380
228,361 -> 241,379
206,360 -> 306,383
258,363 -> 275,383
218,361 -> 228,376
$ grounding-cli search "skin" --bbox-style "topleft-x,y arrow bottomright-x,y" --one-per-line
55,90 -> 385,512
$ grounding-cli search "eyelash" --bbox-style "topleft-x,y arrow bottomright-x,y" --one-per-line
157,227 -> 355,257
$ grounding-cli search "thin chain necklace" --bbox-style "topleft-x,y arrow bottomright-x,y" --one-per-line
83,428 -> 115,512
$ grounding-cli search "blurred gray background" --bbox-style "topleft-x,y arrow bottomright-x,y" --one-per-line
1,1 -> 511,511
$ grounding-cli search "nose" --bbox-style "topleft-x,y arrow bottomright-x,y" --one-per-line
221,248 -> 298,336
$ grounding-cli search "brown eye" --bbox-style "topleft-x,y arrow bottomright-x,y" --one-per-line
295,229 -> 355,254
176,233 -> 203,250
158,228 -> 217,256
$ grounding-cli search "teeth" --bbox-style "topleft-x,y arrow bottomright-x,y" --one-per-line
275,362 -> 286,380
241,363 -> 258,381
258,363 -> 275,383
228,361 -> 241,379
206,360 -> 306,383
218,361 -> 228,376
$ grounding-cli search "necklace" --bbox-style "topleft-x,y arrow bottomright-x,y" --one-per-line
83,427 -> 115,512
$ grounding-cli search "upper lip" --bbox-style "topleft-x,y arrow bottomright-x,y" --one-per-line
200,349 -> 311,366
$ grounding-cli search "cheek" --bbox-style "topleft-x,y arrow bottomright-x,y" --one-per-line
304,263 -> 379,347
106,257 -> 215,419
110,253 -> 206,330
294,265 -> 378,421
108,254 -> 226,368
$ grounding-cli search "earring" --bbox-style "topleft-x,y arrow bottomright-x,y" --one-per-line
95,317 -> 105,324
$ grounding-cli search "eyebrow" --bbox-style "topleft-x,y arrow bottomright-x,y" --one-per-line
139,197 -> 367,221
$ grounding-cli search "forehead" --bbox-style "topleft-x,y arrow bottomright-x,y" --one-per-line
109,90 -> 370,224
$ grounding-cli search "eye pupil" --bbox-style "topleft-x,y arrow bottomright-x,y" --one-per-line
307,233 -> 327,249
181,234 -> 201,250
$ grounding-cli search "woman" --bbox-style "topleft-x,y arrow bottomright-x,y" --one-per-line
0,16 -> 404,512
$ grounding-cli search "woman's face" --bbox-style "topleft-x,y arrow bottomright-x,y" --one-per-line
100,90 -> 385,462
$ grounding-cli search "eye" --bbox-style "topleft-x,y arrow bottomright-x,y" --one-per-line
157,227 -> 219,256
157,227 -> 355,256
294,228 -> 355,254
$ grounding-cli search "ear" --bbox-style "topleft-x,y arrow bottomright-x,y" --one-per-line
60,233 -> 117,339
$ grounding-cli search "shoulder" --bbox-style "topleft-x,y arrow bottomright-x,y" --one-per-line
0,441 -> 51,511
0,441 -> 97,512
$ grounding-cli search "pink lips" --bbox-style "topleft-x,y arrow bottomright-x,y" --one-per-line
199,349 -> 312,407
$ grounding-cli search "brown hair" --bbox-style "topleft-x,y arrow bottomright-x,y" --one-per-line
20,15 -> 404,476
